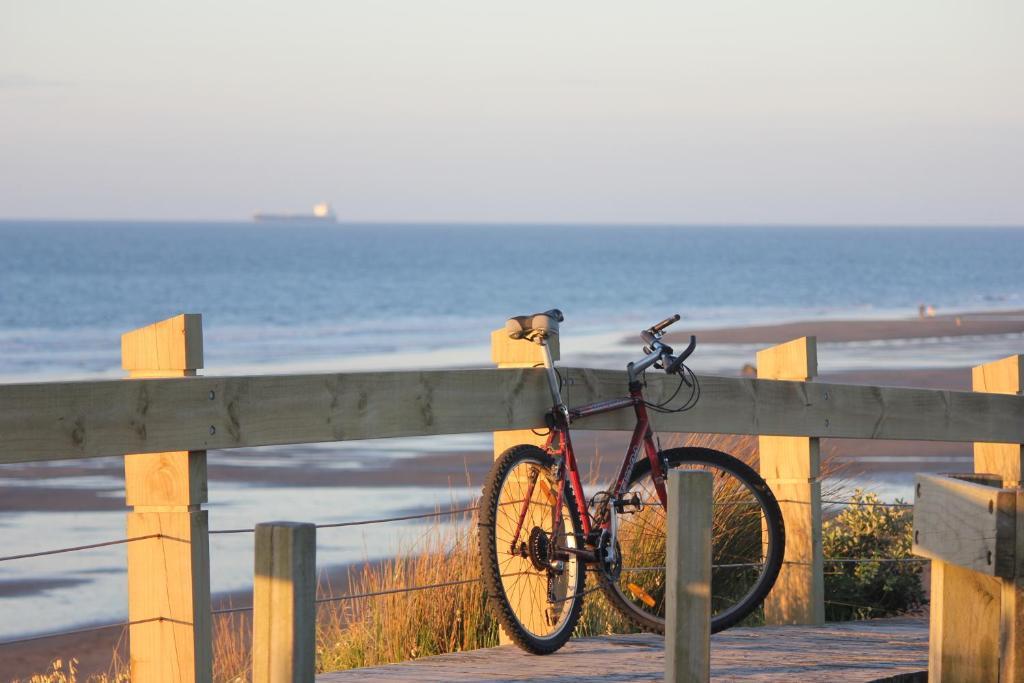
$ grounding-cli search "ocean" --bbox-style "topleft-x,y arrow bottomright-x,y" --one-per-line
1,221 -> 1023,639
2,222 -> 1023,381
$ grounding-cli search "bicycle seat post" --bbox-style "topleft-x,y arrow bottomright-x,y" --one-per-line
538,338 -> 566,416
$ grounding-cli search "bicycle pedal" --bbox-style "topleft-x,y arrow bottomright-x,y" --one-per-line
613,492 -> 644,514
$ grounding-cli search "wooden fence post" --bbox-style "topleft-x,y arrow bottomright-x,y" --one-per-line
928,355 -> 1023,682
490,326 -> 560,644
974,355 -> 1023,682
914,472 -> 1018,682
665,469 -> 712,683
253,522 -> 316,683
756,336 -> 824,626
122,314 -> 212,683
490,327 -> 560,454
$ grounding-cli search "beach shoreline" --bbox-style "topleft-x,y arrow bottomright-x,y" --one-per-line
662,308 -> 1024,345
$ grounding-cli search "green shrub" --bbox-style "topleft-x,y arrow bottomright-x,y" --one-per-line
823,489 -> 924,620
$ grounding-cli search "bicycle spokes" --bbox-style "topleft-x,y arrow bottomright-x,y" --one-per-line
482,449 -> 584,647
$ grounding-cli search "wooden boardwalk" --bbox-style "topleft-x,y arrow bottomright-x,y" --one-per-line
318,618 -> 928,682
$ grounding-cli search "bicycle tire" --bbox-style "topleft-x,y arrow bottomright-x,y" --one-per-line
478,444 -> 586,654
599,446 -> 785,634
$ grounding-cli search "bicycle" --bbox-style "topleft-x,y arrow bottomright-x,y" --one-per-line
478,309 -> 785,654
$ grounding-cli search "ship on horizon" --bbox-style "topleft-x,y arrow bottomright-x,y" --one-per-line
253,202 -> 337,223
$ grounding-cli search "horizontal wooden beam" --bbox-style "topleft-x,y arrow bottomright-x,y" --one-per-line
913,473 -> 1017,578
2,367 -> 1024,464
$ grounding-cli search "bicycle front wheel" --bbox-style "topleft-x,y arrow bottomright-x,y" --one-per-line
600,446 -> 785,633
478,444 -> 585,654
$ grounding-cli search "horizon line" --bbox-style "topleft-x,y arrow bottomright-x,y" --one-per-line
2,217 -> 1024,229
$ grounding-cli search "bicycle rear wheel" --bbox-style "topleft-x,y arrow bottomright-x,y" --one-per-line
600,447 -> 784,633
478,444 -> 585,654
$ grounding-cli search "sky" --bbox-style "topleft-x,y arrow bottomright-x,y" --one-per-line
1,1 -> 1022,224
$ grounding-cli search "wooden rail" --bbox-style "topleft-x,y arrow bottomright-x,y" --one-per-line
3,360 -> 1024,466
2,312 -> 1023,682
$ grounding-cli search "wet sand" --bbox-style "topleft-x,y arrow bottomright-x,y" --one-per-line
664,309 -> 1024,344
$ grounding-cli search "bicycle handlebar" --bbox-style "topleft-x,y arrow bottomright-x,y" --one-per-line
650,313 -> 681,333
666,335 -> 697,374
635,315 -> 695,377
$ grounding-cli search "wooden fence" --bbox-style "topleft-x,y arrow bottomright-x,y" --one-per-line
913,472 -> 1024,683
0,312 -> 1022,682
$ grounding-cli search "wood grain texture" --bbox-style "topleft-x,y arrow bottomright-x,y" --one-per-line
253,522 -> 316,683
972,354 -> 1023,395
3,368 -> 1024,464
912,473 -> 1016,577
122,314 -> 204,377
928,560 -> 1001,683
318,618 -> 928,682
126,510 -> 212,683
491,328 -> 556,456
970,354 -> 1024,682
123,314 -> 212,683
665,470 -> 711,683
758,337 -> 823,626
755,336 -> 817,381
1002,489 -> 1024,683
490,330 -> 555,645
973,354 -> 1023,488
125,450 -> 207,507
490,328 -> 559,365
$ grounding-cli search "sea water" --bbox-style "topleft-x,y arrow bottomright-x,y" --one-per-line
2,222 -> 1023,380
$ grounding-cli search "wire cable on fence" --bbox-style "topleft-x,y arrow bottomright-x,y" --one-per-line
315,506 -> 479,530
0,617 -> 163,648
314,577 -> 482,604
211,605 -> 254,616
208,505 -> 481,536
826,557 -> 926,564
0,497 -> 913,562
821,499 -> 913,508
0,534 -> 163,563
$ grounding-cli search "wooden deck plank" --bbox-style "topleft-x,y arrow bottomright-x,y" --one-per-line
317,618 -> 928,682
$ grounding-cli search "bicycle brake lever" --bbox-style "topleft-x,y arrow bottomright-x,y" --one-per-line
666,335 -> 696,374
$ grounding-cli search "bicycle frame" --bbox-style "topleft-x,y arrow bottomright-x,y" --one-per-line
558,388 -> 667,537
506,340 -> 670,557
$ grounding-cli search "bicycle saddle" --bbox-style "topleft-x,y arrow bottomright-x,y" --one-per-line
506,309 -> 563,342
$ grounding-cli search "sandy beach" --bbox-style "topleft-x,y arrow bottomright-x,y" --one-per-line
664,309 -> 1024,344
2,310 -> 1021,680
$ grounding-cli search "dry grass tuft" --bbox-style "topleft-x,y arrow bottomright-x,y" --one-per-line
12,658 -> 126,683
315,511 -> 498,672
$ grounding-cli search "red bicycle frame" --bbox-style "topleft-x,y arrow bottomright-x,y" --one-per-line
507,381 -> 669,554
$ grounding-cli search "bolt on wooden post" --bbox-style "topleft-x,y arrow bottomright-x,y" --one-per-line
665,469 -> 712,683
490,326 -> 560,644
121,314 -> 212,682
756,336 -> 824,626
253,522 -> 316,683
